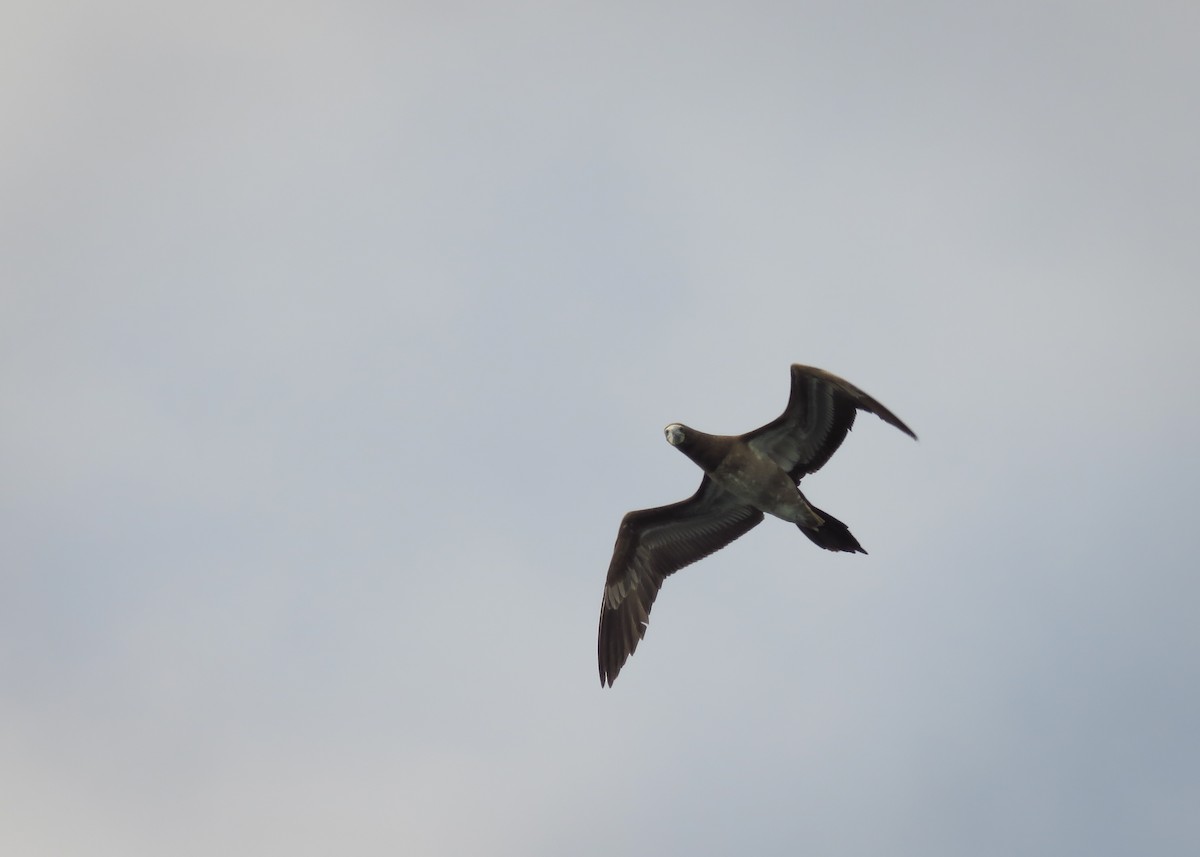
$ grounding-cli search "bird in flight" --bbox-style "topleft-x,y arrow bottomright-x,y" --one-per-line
597,364 -> 916,686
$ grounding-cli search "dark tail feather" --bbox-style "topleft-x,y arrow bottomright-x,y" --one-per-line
799,506 -> 867,554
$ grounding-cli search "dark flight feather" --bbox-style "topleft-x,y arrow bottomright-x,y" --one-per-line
598,479 -> 763,686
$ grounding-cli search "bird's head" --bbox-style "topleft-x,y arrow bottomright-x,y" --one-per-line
664,423 -> 687,447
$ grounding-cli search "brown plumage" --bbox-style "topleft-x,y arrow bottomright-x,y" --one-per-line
598,364 -> 916,686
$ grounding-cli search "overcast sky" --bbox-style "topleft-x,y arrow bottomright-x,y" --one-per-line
3,2 -> 1199,855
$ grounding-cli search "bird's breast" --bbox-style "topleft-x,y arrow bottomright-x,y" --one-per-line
710,446 -> 803,520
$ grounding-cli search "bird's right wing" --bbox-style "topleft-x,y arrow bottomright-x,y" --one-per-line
598,478 -> 764,686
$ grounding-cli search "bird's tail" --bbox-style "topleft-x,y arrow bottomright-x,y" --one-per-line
798,505 -> 867,554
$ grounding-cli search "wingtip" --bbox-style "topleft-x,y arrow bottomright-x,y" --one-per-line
793,362 -> 917,441
879,411 -> 917,441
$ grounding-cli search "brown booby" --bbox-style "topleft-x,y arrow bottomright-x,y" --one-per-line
598,364 -> 916,686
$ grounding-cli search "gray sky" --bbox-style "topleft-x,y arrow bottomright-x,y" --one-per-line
3,2 -> 1198,855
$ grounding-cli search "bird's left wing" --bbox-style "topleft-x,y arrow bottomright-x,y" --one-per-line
598,478 -> 763,686
743,364 -> 916,482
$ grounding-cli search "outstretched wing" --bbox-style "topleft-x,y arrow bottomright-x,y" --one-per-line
598,478 -> 763,686
742,364 -> 917,482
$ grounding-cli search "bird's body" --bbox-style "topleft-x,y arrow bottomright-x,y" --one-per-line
598,364 -> 916,686
688,430 -> 825,527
